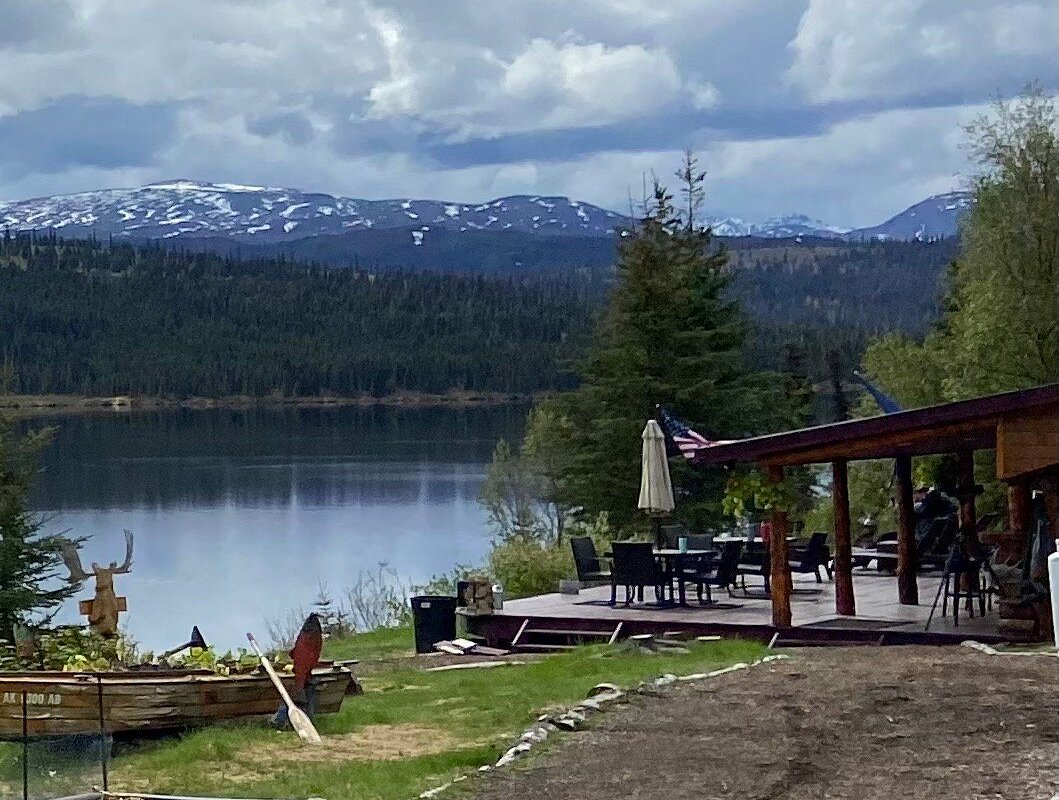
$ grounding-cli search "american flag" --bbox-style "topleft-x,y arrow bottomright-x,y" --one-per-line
658,407 -> 732,459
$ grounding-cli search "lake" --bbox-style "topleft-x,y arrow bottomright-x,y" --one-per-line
25,405 -> 525,653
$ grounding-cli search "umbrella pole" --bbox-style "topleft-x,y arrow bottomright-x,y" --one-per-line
652,514 -> 664,549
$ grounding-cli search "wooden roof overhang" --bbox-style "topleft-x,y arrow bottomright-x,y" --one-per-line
691,383 -> 1059,472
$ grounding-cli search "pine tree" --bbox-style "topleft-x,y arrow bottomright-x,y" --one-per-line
826,348 -> 850,422
559,179 -> 781,533
0,409 -> 82,641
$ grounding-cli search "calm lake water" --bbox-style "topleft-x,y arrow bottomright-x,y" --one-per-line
25,406 -> 524,652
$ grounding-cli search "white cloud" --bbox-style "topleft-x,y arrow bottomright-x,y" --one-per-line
787,0 -> 1055,103
497,38 -> 683,130
0,0 -> 1053,229
686,79 -> 721,111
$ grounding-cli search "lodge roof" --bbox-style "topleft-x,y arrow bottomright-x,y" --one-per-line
690,382 -> 1059,470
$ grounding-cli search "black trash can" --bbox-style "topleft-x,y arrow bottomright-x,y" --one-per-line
410,595 -> 458,654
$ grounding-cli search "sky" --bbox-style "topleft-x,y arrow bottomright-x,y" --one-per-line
0,0 -> 1055,227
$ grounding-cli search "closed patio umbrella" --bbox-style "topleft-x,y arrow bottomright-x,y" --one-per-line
638,419 -> 674,516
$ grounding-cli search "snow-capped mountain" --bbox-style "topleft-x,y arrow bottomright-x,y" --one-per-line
0,181 -> 631,245
705,213 -> 851,239
845,191 -> 974,241
0,180 -> 972,248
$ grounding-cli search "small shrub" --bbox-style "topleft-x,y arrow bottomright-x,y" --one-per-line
488,536 -> 574,599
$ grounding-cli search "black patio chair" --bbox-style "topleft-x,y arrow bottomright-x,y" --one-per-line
685,541 -> 743,604
660,523 -> 689,550
788,532 -> 832,583
609,541 -> 668,606
920,516 -> 957,571
736,541 -> 770,595
570,536 -> 611,586
670,533 -> 717,580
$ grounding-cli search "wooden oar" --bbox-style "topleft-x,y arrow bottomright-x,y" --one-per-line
246,632 -> 321,744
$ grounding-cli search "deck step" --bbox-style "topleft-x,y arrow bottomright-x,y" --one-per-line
516,642 -> 577,650
523,628 -> 614,638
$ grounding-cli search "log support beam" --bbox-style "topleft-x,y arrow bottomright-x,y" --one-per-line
1008,480 -> 1031,539
956,449 -> 979,548
832,459 -> 855,616
895,455 -> 919,605
767,465 -> 793,628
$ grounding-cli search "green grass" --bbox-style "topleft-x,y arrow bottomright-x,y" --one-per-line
323,625 -> 416,663
103,637 -> 766,800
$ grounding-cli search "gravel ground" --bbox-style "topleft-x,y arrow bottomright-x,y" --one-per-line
469,646 -> 1059,800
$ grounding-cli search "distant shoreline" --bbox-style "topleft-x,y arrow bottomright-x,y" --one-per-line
1,391 -> 540,419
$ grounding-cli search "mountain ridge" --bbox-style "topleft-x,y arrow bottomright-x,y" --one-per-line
0,181 -> 973,249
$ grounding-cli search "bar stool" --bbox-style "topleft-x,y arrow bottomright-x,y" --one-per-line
940,544 -> 987,626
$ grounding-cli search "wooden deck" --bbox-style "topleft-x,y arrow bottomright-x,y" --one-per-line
468,571 -> 1012,647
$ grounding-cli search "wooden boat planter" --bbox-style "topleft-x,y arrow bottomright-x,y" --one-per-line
0,664 -> 356,738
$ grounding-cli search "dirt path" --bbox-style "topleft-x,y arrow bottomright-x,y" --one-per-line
470,646 -> 1059,799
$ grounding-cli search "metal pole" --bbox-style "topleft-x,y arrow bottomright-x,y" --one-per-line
21,691 -> 28,800
96,677 -> 108,790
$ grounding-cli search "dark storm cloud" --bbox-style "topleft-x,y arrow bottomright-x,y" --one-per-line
0,97 -> 179,178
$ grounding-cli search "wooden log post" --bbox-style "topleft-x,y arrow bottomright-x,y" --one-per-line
895,455 -> 919,605
956,450 -> 979,548
767,464 -> 793,628
1008,481 -> 1030,535
832,459 -> 855,616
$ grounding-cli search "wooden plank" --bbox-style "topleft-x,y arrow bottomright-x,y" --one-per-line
510,618 -> 530,648
767,465 -> 793,628
832,459 -> 856,616
895,455 -> 919,605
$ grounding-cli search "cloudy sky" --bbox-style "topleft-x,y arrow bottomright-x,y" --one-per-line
0,0 -> 1055,226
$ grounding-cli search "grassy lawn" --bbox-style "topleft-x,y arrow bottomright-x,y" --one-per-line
2,630 -> 767,800
323,624 -> 417,664
107,632 -> 766,799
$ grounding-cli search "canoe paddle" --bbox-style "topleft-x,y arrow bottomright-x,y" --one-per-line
246,632 -> 322,744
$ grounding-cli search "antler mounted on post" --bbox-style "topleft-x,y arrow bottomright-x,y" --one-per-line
64,530 -> 135,637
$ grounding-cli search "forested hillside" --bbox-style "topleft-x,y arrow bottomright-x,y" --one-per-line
0,233 -> 596,397
0,232 -> 956,398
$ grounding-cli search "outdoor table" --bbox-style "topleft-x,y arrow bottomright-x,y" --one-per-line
653,548 -> 716,607
603,548 -> 717,607
714,536 -> 796,544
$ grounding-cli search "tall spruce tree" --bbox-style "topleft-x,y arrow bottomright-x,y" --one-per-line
0,410 -> 82,641
559,179 -> 780,533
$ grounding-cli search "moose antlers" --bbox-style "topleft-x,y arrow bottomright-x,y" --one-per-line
112,529 -> 134,574
61,529 -> 134,580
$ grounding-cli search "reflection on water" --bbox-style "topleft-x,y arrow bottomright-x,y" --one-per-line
26,406 -> 524,651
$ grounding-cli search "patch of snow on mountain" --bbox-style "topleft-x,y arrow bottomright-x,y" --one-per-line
280,203 -> 308,218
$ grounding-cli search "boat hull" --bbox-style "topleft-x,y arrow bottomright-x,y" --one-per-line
0,667 -> 354,737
